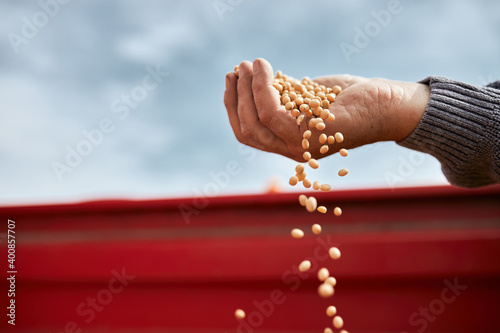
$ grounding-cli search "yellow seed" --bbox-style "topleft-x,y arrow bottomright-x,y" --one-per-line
339,148 -> 348,157
303,97 -> 311,105
234,66 -> 239,76
273,83 -> 283,93
296,164 -> 305,174
316,122 -> 326,130
329,247 -> 341,260
320,184 -> 331,191
275,70 -> 282,78
289,176 -> 298,186
303,179 -> 311,188
312,223 -> 322,234
322,100 -> 330,109
334,207 -> 342,217
303,151 -> 311,161
327,135 -> 335,144
333,316 -> 344,329
297,114 -> 305,125
313,181 -> 321,190
305,109 -> 313,117
318,267 -> 330,281
299,194 -> 307,206
303,130 -> 311,139
281,95 -> 291,104
302,139 -> 310,150
325,277 -> 337,287
327,113 -> 335,122
326,305 -> 337,317
291,109 -> 300,117
299,104 -> 309,113
289,91 -> 297,100
308,158 -> 319,169
326,93 -> 335,102
338,168 -> 348,177
320,145 -> 329,154
334,132 -> 344,143
306,196 -> 317,212
283,82 -> 291,90
339,330 -> 349,333
324,329 -> 333,333
235,309 -> 245,319
317,206 -> 327,214
319,133 -> 327,144
318,283 -> 334,298
285,102 -> 294,110
291,228 -> 304,239
316,91 -> 326,99
320,108 -> 330,119
332,85 -> 342,94
299,260 -> 311,272
309,118 -> 317,129
313,107 -> 323,117
309,99 -> 320,109
297,172 -> 307,182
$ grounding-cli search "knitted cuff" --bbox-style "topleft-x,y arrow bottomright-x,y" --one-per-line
397,76 -> 500,188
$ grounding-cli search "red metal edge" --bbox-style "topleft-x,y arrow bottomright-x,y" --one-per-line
1,184 -> 499,216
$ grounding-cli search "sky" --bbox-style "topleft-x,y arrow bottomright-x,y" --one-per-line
0,0 -> 499,205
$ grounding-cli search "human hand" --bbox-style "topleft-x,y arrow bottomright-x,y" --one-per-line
224,58 -> 429,162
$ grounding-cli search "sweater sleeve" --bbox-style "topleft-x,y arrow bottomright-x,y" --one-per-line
397,76 -> 500,188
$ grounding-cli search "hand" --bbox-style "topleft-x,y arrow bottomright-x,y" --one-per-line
224,58 -> 429,162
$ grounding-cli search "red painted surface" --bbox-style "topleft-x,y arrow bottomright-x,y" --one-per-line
1,185 -> 500,332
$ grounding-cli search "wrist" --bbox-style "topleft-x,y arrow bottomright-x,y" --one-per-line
385,81 -> 430,142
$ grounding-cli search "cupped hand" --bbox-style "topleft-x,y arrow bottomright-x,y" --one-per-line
224,58 -> 428,162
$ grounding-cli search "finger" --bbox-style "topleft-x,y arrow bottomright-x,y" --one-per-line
224,72 -> 248,145
252,58 -> 298,143
237,61 -> 289,153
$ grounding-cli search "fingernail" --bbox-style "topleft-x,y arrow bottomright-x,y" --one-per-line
253,59 -> 261,72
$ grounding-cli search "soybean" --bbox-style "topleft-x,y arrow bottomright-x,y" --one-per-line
329,247 -> 341,260
318,267 -> 330,281
289,176 -> 298,186
312,223 -> 322,234
235,309 -> 245,319
338,168 -> 348,177
333,316 -> 344,329
326,305 -> 337,317
339,148 -> 348,157
318,283 -> 334,298
299,194 -> 307,206
334,132 -> 344,143
302,139 -> 310,150
291,228 -> 304,239
299,260 -> 312,272
334,207 -> 342,216
320,184 -> 331,192
308,159 -> 319,169
306,196 -> 317,212
317,206 -> 327,214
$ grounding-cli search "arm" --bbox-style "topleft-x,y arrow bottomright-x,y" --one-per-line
224,58 -> 500,187
397,76 -> 500,188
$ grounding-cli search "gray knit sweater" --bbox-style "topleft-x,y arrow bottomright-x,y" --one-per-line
398,76 -> 500,188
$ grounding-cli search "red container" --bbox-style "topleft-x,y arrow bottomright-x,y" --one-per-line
1,185 -> 500,333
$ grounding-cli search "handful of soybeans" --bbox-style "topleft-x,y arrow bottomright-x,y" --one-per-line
233,66 -> 349,333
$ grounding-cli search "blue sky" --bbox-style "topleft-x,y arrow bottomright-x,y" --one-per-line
1,0 -> 499,205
